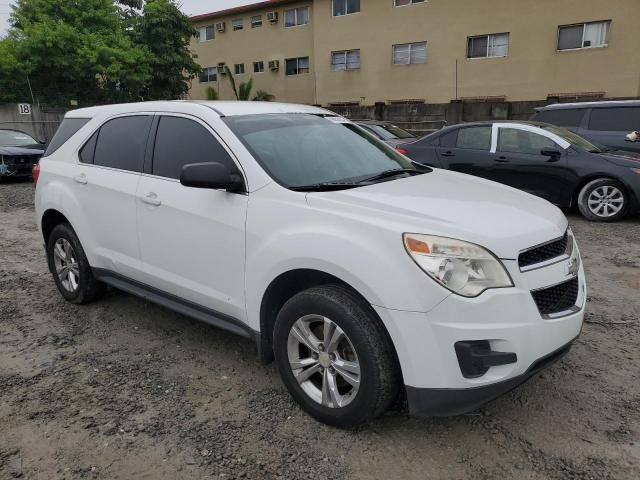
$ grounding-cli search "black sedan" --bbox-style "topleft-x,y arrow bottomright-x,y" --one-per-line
400,121 -> 640,221
0,129 -> 45,181
355,121 -> 416,148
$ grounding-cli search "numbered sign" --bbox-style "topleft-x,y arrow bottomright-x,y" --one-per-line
18,104 -> 32,115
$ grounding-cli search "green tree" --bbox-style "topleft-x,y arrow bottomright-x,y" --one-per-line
206,86 -> 219,100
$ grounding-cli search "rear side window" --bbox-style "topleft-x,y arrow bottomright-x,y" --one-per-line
152,116 -> 236,179
43,118 -> 90,156
456,126 -> 492,150
93,116 -> 152,172
588,107 -> 640,132
535,109 -> 584,128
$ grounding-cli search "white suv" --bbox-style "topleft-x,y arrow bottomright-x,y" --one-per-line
34,102 -> 586,427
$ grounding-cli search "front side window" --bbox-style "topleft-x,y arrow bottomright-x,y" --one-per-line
284,6 -> 309,27
285,57 -> 310,75
498,128 -> 556,155
588,107 -> 640,132
393,42 -> 427,65
333,0 -> 360,16
153,116 -> 236,180
198,25 -> 214,42
456,126 -> 492,150
251,15 -> 262,28
394,0 -> 425,6
558,21 -> 610,50
253,61 -> 264,73
93,116 -> 152,172
199,66 -> 218,83
331,49 -> 360,71
223,114 -> 415,188
232,18 -> 243,31
467,33 -> 509,58
43,118 -> 90,156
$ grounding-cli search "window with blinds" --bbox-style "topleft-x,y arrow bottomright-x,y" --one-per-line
331,50 -> 361,71
558,21 -> 610,50
467,33 -> 510,58
392,42 -> 427,65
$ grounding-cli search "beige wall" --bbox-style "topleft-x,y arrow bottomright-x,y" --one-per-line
189,0 -> 640,105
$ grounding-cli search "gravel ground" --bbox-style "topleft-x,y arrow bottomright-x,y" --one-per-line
1,180 -> 639,480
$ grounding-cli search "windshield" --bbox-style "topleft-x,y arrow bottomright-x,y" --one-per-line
539,124 -> 606,152
0,130 -> 37,147
223,114 -> 417,188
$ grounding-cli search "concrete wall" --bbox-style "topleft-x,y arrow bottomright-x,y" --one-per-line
0,103 -> 66,143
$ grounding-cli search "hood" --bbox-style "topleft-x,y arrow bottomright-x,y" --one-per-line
599,150 -> 640,168
0,145 -> 45,156
306,169 -> 567,260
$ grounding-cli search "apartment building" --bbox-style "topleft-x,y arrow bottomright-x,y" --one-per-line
189,0 -> 640,106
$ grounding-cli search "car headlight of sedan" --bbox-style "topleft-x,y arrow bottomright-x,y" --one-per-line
403,233 -> 513,297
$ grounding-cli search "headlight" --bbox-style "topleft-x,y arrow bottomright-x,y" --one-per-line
565,228 -> 575,257
403,233 -> 513,297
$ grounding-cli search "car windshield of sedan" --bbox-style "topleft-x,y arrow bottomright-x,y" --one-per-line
224,114 -> 421,189
539,125 -> 605,152
366,124 -> 415,140
0,130 -> 37,147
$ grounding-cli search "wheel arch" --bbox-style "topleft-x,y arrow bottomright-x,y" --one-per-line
41,208 -> 72,244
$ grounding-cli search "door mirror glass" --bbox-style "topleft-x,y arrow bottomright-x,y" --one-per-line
540,147 -> 562,157
180,162 -> 244,192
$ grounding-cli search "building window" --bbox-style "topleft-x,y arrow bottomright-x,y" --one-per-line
333,0 -> 360,16
253,61 -> 264,73
392,42 -> 427,65
284,6 -> 309,27
251,15 -> 262,28
394,0 -> 425,6
467,33 -> 509,58
232,18 -> 243,31
199,67 -> 217,83
285,57 -> 310,75
234,63 -> 245,75
558,21 -> 610,50
198,25 -> 214,42
331,50 -> 360,71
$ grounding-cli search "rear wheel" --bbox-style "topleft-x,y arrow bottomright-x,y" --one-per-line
577,178 -> 628,222
273,285 -> 400,427
47,223 -> 106,304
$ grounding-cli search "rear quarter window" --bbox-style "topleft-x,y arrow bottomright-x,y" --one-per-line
43,118 -> 90,156
534,109 -> 584,128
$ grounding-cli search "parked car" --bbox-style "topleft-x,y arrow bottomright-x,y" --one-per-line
532,100 -> 640,153
355,120 -> 416,147
35,102 -> 585,427
401,121 -> 640,222
0,129 -> 45,180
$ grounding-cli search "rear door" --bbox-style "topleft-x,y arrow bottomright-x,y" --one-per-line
581,106 -> 640,153
135,114 -> 248,320
491,125 -> 572,206
435,125 -> 496,179
74,115 -> 152,277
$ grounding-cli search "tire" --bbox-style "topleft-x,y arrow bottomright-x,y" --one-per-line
577,178 -> 629,222
273,285 -> 401,427
47,223 -> 106,304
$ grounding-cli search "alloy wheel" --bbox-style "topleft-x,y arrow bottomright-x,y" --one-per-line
53,238 -> 80,293
587,185 -> 624,218
287,314 -> 361,408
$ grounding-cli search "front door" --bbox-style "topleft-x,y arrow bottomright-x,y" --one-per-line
135,114 -> 248,321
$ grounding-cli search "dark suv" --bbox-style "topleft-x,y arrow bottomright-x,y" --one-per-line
533,101 -> 640,153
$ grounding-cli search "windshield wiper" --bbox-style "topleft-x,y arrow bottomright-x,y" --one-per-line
289,182 -> 362,192
357,168 -> 427,184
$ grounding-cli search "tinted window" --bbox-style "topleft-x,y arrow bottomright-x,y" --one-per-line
588,107 -> 640,132
456,126 -> 492,150
439,130 -> 458,148
43,118 -> 90,156
79,132 -> 98,164
535,109 -> 584,128
153,116 -> 236,180
93,116 -> 151,172
498,128 -> 556,155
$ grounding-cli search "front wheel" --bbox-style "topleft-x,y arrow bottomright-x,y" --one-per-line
577,178 -> 628,222
273,285 -> 400,427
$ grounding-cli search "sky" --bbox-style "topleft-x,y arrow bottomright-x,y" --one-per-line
0,0 -> 253,36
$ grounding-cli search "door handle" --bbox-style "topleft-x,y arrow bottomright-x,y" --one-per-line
494,157 -> 510,163
441,151 -> 456,157
142,192 -> 162,206
74,173 -> 88,184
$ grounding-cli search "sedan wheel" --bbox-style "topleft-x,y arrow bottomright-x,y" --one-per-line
577,178 -> 628,222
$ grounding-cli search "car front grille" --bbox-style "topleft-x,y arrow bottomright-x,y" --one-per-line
518,233 -> 568,269
531,277 -> 579,316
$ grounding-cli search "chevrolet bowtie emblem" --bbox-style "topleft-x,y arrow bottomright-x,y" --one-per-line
566,257 -> 579,277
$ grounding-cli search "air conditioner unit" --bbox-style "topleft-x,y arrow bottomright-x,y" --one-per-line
266,11 -> 278,23
217,62 -> 227,75
268,60 -> 280,71
215,21 -> 226,32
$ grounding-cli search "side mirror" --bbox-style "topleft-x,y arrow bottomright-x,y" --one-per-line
540,147 -> 562,157
180,162 -> 244,193
626,131 -> 639,142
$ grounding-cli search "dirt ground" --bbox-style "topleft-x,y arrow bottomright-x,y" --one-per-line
1,179 -> 638,480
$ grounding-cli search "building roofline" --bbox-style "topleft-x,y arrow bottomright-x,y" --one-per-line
190,0 -> 301,22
